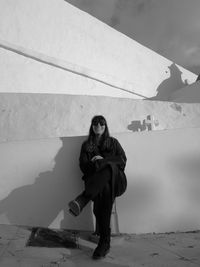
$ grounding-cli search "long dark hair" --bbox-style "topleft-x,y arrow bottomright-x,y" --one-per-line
87,115 -> 110,145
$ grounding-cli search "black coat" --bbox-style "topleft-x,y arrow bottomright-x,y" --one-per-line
79,136 -> 127,198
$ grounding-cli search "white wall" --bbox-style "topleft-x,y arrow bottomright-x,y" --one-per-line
0,0 -> 196,99
0,137 -> 93,231
1,93 -> 200,142
117,129 -> 200,234
0,0 -> 199,235
0,129 -> 200,234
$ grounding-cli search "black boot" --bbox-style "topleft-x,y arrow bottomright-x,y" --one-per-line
68,193 -> 90,216
92,229 -> 111,260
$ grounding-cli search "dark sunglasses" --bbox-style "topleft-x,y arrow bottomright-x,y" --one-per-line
92,119 -> 106,126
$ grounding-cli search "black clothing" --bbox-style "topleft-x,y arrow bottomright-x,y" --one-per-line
79,136 -> 127,199
76,136 -> 127,258
79,136 -> 127,242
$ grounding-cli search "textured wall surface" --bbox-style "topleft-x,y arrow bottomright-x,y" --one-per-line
0,0 -> 199,234
0,129 -> 200,234
0,137 -> 94,231
0,0 -> 196,99
117,128 -> 200,234
171,81 -> 200,103
0,93 -> 200,141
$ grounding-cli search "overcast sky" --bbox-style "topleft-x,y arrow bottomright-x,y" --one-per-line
66,0 -> 200,75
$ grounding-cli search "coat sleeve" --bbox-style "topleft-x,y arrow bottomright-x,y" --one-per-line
95,138 -> 127,172
111,138 -> 127,171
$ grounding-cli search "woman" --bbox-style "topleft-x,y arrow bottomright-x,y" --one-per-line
68,115 -> 127,260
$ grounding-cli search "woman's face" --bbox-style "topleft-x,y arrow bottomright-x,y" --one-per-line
92,119 -> 106,136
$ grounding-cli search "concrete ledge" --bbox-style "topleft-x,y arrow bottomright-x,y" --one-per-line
0,93 -> 200,142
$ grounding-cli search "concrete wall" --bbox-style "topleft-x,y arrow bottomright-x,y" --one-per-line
0,0 -> 200,234
0,0 -> 196,99
171,81 -> 200,103
0,93 -> 200,142
117,129 -> 200,234
0,136 -> 94,231
0,129 -> 200,234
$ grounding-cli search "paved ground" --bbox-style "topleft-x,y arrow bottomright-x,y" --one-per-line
0,224 -> 200,266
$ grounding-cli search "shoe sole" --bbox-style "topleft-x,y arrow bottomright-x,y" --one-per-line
68,200 -> 81,216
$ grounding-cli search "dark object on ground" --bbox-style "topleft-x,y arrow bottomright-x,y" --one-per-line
26,227 -> 78,248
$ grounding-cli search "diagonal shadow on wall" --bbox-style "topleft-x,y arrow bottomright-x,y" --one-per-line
0,136 -> 94,231
147,63 -> 188,102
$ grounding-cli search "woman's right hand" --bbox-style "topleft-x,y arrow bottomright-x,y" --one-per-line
91,155 -> 104,162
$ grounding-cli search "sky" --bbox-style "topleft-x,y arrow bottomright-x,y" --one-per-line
65,0 -> 200,75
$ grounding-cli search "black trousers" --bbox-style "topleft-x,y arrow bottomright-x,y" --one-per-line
84,166 -> 114,238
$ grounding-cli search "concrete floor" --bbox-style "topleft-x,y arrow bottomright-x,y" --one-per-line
0,224 -> 200,267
